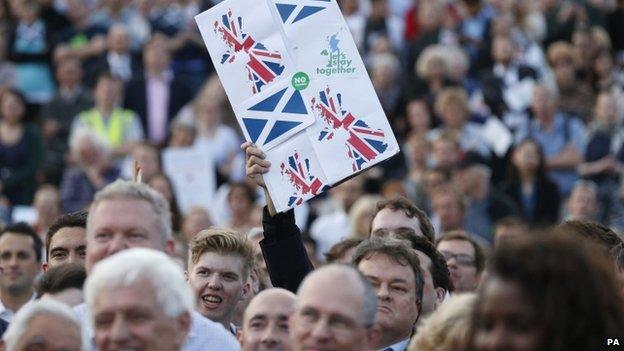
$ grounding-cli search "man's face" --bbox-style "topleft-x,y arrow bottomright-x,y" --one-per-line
0,233 -> 40,293
357,253 -> 419,346
95,77 -> 122,107
414,251 -> 444,316
93,282 -> 190,351
432,194 -> 464,231
86,199 -> 168,273
13,314 -> 82,351
239,291 -> 295,351
290,271 -> 374,351
370,208 -> 423,239
432,140 -> 459,170
46,227 -> 86,270
187,252 -> 250,326
57,59 -> 82,87
437,239 -> 479,292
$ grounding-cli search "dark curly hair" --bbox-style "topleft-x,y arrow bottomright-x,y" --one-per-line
469,235 -> 624,350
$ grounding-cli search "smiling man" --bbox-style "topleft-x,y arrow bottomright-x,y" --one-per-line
187,228 -> 254,333
353,238 -> 424,351
43,210 -> 87,272
77,180 -> 240,350
0,223 -> 42,323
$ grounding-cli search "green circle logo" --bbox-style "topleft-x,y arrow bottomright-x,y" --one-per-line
292,72 -> 310,91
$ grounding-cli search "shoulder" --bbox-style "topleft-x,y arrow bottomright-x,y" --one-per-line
187,312 -> 240,351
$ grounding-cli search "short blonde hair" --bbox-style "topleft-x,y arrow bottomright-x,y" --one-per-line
434,87 -> 469,117
416,45 -> 448,79
188,228 -> 255,279
547,41 -> 574,66
409,293 -> 477,351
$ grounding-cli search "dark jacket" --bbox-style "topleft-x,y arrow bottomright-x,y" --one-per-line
502,179 -> 561,227
260,207 -> 313,293
123,75 -> 191,139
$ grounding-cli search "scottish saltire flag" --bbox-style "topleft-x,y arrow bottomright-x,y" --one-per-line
280,151 -> 329,206
312,87 -> 388,171
241,84 -> 315,150
213,9 -> 285,94
274,0 -> 331,25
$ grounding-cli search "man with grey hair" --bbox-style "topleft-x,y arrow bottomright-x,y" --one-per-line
353,238 -> 424,351
289,264 -> 380,351
514,83 -> 586,197
75,180 -> 240,350
84,248 -> 191,350
3,299 -> 83,351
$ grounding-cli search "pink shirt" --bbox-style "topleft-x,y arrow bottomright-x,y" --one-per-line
146,71 -> 172,143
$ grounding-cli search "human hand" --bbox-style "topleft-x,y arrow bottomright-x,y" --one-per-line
242,141 -> 271,190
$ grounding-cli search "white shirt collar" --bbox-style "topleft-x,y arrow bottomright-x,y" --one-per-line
0,293 -> 36,322
378,338 -> 410,351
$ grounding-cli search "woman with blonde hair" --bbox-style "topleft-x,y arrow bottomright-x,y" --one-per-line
348,195 -> 382,239
409,293 -> 476,351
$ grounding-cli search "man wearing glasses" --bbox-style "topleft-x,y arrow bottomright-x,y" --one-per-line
435,231 -> 485,292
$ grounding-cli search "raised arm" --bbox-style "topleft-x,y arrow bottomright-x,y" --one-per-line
242,142 -> 314,292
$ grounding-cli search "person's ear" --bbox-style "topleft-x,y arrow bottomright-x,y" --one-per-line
434,287 -> 446,308
241,280 -> 252,300
175,312 -> 192,347
236,328 -> 244,346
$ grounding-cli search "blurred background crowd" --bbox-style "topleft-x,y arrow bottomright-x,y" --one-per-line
1,0 -> 624,252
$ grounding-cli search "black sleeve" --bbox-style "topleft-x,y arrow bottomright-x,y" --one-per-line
259,206 -> 314,293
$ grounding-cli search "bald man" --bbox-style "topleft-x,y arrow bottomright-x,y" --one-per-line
238,288 -> 296,351
289,264 -> 380,351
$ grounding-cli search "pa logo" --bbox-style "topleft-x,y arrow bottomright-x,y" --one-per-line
607,338 -> 620,346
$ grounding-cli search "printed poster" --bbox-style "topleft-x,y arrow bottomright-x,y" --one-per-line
196,0 -> 399,212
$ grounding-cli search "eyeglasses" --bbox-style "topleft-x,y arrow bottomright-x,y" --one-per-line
439,251 -> 475,267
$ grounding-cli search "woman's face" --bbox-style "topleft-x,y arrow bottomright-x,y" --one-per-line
195,101 -> 222,126
440,102 -> 467,129
595,94 -> 618,125
1,92 -> 25,124
426,58 -> 446,80
472,278 -> 543,351
406,100 -> 431,132
513,142 -> 540,174
228,186 -> 253,215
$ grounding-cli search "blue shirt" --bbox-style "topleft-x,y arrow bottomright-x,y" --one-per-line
515,113 -> 586,196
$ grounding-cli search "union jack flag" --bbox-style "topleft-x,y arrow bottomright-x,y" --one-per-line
213,9 -> 285,94
312,87 -> 388,172
280,151 -> 328,207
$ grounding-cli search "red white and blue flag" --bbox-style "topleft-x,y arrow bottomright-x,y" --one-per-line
280,151 -> 328,207
312,87 -> 388,171
214,9 -> 285,94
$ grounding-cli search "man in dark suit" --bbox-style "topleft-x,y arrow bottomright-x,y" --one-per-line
480,34 -> 539,117
85,24 -> 140,88
124,36 -> 191,145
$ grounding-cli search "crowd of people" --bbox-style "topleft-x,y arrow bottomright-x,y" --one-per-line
0,0 -> 623,349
